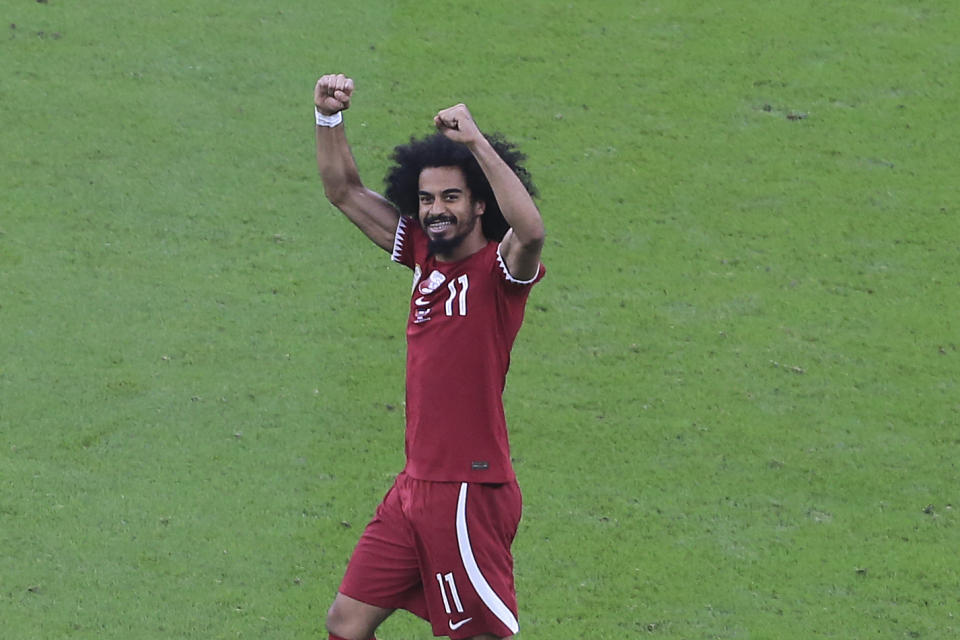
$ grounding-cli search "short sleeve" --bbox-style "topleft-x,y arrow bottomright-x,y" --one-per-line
391,216 -> 416,269
495,244 -> 546,288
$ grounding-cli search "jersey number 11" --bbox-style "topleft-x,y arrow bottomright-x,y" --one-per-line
444,275 -> 469,317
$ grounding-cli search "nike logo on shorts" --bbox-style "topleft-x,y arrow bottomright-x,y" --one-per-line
448,617 -> 473,630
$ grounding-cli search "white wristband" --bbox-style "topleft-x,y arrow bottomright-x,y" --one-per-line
315,108 -> 343,127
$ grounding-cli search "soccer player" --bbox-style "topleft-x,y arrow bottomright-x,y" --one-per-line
314,73 -> 546,640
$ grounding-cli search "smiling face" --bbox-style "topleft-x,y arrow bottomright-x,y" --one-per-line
418,166 -> 487,261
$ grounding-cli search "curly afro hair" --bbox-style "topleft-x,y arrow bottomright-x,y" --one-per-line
384,132 -> 537,242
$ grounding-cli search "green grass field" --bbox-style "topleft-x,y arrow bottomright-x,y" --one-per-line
2,1 -> 957,638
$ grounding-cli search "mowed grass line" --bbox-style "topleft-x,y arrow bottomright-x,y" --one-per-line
2,1 -> 958,638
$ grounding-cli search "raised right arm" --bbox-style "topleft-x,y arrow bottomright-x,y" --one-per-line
315,74 -> 400,252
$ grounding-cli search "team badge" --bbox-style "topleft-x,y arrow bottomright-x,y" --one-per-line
413,269 -> 446,324
419,269 -> 446,295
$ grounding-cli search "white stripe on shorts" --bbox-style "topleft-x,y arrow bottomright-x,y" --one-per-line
456,482 -> 520,635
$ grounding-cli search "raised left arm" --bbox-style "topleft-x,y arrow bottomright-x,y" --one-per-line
435,104 -> 545,281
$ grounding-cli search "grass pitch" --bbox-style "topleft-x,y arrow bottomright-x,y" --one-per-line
1,1 -> 957,638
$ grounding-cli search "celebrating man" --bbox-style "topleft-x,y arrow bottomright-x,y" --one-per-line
314,73 -> 546,640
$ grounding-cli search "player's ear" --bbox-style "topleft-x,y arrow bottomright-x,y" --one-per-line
474,199 -> 486,216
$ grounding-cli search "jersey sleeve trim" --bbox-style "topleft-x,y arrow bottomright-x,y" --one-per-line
496,244 -> 542,285
391,216 -> 410,264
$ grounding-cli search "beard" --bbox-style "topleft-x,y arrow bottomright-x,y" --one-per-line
427,232 -> 468,256
424,213 -> 479,256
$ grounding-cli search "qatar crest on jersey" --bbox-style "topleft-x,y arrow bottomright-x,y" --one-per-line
412,268 -> 446,324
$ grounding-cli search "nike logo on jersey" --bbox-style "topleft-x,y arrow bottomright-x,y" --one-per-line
448,617 -> 473,630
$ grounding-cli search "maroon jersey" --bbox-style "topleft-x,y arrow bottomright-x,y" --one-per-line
391,216 -> 545,483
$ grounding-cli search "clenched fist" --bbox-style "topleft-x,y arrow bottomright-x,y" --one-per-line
434,103 -> 483,146
315,74 -> 354,116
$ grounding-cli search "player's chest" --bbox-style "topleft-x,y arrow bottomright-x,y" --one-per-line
408,263 -> 494,326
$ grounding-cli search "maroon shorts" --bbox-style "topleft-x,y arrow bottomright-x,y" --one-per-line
339,472 -> 522,638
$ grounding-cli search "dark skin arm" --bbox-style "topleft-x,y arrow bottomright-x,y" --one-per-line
315,74 -> 400,252
435,104 -> 545,280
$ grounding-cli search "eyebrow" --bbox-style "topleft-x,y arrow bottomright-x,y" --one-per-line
419,188 -> 464,197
